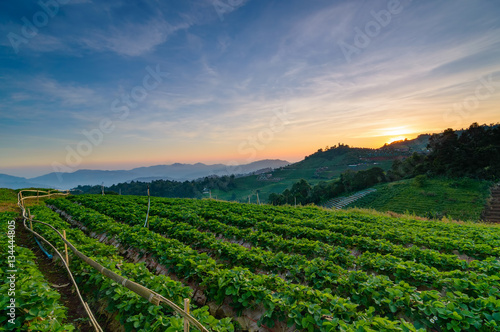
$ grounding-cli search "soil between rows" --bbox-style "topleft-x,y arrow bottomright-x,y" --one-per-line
16,215 -> 97,332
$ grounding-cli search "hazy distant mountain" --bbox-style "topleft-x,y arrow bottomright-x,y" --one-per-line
16,159 -> 290,190
0,174 -> 50,190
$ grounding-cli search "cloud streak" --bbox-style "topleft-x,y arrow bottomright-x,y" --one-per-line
1,0 -> 500,177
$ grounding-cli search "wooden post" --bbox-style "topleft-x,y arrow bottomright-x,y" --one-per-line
256,192 -> 260,205
184,298 -> 190,332
63,230 -> 69,266
37,190 -> 39,204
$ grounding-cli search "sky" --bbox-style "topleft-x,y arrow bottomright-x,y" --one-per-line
1,0 -> 500,178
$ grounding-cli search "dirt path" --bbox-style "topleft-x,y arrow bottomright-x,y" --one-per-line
16,214 -> 96,332
483,185 -> 500,223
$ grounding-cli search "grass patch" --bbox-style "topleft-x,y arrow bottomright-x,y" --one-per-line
0,188 -> 62,212
345,177 -> 492,222
0,188 -> 18,212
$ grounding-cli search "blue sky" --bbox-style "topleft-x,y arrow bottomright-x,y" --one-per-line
1,0 -> 499,177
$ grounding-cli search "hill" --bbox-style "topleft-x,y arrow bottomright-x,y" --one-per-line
1,159 -> 289,190
345,177 -> 492,221
70,138 -> 428,202
212,142 -> 423,202
0,174 -> 50,190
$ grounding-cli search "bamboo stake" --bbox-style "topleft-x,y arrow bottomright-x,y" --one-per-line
184,298 -> 190,332
63,230 -> 69,266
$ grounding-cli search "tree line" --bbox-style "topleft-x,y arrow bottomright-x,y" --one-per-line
72,175 -> 236,198
269,122 -> 499,206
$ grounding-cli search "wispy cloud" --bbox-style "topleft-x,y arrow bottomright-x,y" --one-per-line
2,0 -> 500,176
79,19 -> 191,56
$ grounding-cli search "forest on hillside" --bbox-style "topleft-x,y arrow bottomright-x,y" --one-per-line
269,123 -> 500,206
73,175 -> 237,198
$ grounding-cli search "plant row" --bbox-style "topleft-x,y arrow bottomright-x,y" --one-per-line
67,196 -> 500,331
80,195 -> 500,275
48,197 -> 425,331
185,200 -> 500,261
150,196 -> 500,244
29,205 -> 234,332
0,211 -> 75,331
71,195 -> 500,296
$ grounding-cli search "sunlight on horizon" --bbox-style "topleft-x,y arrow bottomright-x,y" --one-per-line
386,136 -> 408,145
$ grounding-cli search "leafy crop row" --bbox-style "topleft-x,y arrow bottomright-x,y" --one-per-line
67,195 -> 500,331
73,195 -> 500,276
48,197 -> 426,331
0,211 -> 75,331
29,206 -> 233,332
71,195 -> 500,298
159,198 -> 500,273
74,196 -> 500,331
190,203 -> 498,270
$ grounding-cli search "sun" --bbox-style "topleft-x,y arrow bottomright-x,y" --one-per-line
386,136 -> 407,144
379,126 -> 411,145
382,127 -> 410,137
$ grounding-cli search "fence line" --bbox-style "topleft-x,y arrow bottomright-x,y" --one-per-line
18,190 -> 208,332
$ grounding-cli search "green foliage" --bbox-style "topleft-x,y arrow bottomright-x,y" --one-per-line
29,205 -> 234,332
396,122 -> 500,180
49,196 -> 430,331
269,167 -> 387,205
0,189 -> 18,212
348,177 -> 491,221
51,194 -> 500,331
0,212 -> 75,331
73,175 -> 237,198
413,175 -> 427,188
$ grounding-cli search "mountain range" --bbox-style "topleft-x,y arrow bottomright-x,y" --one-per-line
0,159 -> 290,190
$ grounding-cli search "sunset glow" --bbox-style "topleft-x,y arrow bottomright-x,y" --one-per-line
1,1 -> 500,177
386,136 -> 408,145
381,127 -> 412,138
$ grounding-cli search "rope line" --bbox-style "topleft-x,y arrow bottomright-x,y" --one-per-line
18,191 -> 104,332
17,190 -> 210,332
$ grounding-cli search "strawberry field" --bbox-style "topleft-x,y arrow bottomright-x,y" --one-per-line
27,194 -> 500,331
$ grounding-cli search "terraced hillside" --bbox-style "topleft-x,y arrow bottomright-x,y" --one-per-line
345,177 -> 491,221
484,185 -> 500,223
40,194 -> 500,331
